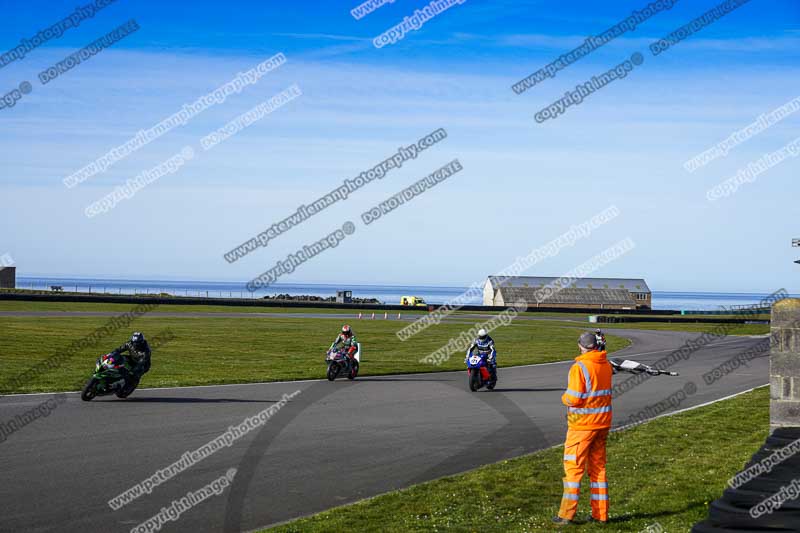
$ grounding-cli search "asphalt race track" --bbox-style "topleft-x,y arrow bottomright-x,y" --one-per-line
0,329 -> 769,532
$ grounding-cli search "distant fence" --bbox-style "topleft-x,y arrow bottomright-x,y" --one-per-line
0,291 -> 681,314
12,281 -> 259,299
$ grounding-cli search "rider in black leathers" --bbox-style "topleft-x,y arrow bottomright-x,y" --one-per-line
112,332 -> 151,384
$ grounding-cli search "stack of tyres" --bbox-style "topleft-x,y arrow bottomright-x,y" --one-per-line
692,428 -> 800,532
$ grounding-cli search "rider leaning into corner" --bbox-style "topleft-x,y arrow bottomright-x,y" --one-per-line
112,332 -> 151,384
465,328 -> 497,381
330,324 -> 358,363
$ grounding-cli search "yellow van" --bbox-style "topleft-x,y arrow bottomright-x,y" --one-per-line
400,296 -> 427,307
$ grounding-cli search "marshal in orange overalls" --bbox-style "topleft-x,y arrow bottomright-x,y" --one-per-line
558,349 -> 613,522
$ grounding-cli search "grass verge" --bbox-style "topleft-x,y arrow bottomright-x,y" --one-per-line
0,300 -> 769,336
268,387 -> 769,532
0,300 -> 426,315
0,313 -> 628,394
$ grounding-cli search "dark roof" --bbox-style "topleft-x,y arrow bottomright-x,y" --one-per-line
498,286 -> 636,306
488,276 -> 649,293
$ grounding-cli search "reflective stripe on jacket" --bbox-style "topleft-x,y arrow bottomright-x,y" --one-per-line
561,350 -> 613,430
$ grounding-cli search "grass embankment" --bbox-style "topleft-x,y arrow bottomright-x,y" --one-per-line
269,387 -> 769,532
0,300 -> 771,394
0,300 -> 426,315
0,311 -> 628,394
0,301 -> 770,333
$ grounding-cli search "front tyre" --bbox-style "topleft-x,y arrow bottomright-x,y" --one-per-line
81,378 -> 98,401
468,368 -> 481,392
327,362 -> 339,381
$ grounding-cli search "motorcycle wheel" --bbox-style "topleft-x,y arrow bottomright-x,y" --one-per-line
347,360 -> 359,380
327,363 -> 339,381
81,378 -> 98,401
468,368 -> 481,392
116,377 -> 139,398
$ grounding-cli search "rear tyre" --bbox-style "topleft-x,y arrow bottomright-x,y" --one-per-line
81,378 -> 98,401
348,361 -> 359,380
468,368 -> 481,392
327,363 -> 339,381
116,377 -> 139,398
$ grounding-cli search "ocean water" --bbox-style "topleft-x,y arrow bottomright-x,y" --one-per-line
14,276 -> 794,311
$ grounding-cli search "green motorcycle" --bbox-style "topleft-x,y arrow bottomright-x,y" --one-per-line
80,352 -> 139,401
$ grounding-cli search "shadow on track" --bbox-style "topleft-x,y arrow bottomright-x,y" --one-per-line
491,387 -> 563,392
349,377 -> 456,382
120,397 -> 278,404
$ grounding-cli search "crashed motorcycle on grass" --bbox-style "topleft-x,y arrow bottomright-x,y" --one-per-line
81,353 -> 139,401
325,343 -> 361,381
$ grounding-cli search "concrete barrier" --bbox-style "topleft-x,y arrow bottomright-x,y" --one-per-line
693,298 -> 800,531
771,298 -> 800,429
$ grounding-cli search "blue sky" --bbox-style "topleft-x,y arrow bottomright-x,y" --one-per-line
1,0 -> 798,292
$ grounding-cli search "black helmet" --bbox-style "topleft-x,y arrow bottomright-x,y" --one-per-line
131,332 -> 145,348
595,328 -> 602,334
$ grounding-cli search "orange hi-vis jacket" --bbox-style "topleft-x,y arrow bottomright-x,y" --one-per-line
561,350 -> 613,430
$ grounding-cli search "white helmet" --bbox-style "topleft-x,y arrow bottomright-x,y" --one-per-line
478,328 -> 488,339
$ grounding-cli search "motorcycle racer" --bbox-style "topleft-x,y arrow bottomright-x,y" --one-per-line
330,324 -> 359,363
111,332 -> 151,385
465,328 -> 497,381
595,329 -> 607,350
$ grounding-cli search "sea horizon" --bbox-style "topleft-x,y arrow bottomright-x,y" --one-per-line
13,275 -> 796,311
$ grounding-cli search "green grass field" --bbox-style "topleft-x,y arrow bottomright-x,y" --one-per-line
0,300 -> 770,334
0,309 -> 628,394
269,387 -> 769,532
0,300 -> 769,394
0,299 -> 428,315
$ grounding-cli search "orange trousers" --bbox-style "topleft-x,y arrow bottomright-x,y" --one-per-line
558,428 -> 609,521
